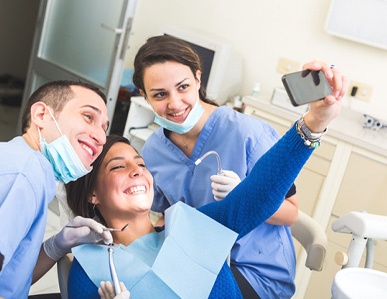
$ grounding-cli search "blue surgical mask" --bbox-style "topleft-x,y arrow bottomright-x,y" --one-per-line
153,100 -> 205,134
38,108 -> 91,184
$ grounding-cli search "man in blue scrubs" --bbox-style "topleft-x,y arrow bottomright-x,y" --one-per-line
0,80 -> 110,298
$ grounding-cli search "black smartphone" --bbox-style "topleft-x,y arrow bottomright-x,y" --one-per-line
281,70 -> 332,106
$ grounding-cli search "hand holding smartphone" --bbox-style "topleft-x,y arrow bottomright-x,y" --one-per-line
282,70 -> 332,106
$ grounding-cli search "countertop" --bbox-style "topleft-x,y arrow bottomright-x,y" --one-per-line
243,96 -> 387,158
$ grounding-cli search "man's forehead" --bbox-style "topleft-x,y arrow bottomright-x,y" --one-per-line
68,87 -> 105,106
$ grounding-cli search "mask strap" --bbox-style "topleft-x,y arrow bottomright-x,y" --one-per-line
37,127 -> 42,139
46,107 -> 63,136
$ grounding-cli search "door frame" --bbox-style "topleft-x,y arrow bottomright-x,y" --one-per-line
17,0 -> 137,134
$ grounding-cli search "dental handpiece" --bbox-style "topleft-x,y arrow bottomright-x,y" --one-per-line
108,246 -> 121,295
195,150 -> 224,175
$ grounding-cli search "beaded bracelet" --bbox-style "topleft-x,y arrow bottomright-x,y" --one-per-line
296,116 -> 327,148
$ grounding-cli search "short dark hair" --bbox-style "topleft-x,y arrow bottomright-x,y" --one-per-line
133,35 -> 218,107
21,80 -> 106,133
66,135 -> 132,225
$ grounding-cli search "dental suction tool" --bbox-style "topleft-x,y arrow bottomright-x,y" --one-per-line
195,150 -> 224,175
108,246 -> 122,295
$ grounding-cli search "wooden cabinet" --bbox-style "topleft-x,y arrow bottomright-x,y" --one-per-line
333,148 -> 387,217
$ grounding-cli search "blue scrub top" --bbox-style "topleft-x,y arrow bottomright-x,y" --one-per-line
0,137 -> 56,298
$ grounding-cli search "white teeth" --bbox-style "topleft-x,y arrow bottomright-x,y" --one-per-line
81,144 -> 93,156
127,186 -> 146,194
172,110 -> 185,117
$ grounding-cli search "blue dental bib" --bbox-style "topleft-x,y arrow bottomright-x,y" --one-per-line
72,202 -> 238,299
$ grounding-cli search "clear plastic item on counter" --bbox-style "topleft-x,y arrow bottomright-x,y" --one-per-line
233,95 -> 244,113
251,82 -> 261,98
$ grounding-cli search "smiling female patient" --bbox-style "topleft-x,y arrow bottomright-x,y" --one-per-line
65,88 -> 343,298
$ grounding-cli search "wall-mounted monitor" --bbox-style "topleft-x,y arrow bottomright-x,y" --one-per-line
160,25 -> 243,105
326,0 -> 387,51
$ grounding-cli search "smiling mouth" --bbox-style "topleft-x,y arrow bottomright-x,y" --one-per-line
171,109 -> 185,117
81,143 -> 94,157
125,186 -> 146,195
168,107 -> 190,122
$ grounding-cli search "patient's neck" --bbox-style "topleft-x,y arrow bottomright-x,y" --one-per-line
112,217 -> 156,247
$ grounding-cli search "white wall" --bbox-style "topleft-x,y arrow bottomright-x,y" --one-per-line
125,0 -> 387,121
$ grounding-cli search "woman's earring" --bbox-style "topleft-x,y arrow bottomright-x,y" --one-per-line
92,204 -> 101,223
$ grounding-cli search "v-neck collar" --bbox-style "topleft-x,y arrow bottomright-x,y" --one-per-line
163,107 -> 223,169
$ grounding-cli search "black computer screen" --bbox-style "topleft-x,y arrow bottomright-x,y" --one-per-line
164,34 -> 215,89
185,42 -> 214,89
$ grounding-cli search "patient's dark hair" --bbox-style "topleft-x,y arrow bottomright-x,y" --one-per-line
66,135 -> 131,225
